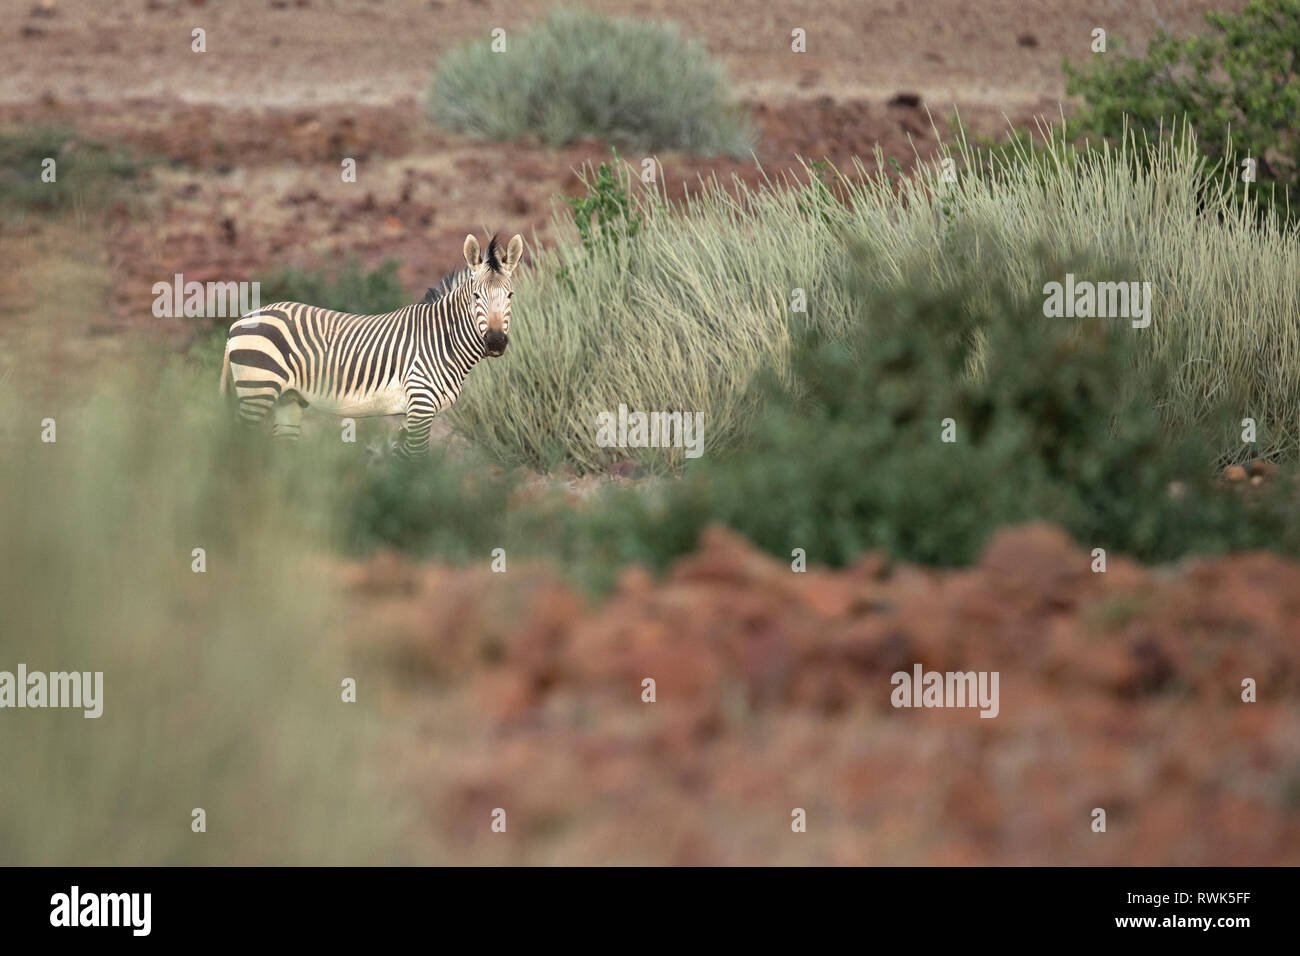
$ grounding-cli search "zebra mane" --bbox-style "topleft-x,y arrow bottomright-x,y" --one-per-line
420,235 -> 504,305
483,234 -> 504,273
421,268 -> 468,305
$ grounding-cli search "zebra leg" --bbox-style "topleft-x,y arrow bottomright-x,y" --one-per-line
271,393 -> 304,441
235,386 -> 278,428
396,392 -> 437,458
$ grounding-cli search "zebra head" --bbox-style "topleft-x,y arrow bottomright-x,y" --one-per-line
463,233 -> 524,358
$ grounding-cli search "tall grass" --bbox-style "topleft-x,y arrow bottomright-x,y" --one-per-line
429,8 -> 752,155
449,162 -> 860,473
0,360 -> 412,864
451,123 -> 1300,470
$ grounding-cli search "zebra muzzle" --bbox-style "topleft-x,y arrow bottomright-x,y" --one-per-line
484,330 -> 508,356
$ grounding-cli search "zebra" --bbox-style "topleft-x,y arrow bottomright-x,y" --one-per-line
219,233 -> 523,457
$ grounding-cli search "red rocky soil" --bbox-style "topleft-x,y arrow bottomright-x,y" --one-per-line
342,523 -> 1300,865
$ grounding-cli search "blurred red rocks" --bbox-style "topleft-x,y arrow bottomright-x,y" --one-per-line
342,523 -> 1300,864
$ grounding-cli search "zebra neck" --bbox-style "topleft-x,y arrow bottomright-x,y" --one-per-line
439,281 -> 483,377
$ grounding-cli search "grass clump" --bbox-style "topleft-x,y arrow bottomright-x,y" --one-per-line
429,8 -> 752,155
449,154 -> 860,473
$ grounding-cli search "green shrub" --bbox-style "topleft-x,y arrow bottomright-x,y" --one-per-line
565,150 -> 646,254
554,150 -> 650,292
428,8 -> 752,155
702,239 -> 1248,565
1064,0 -> 1300,224
0,125 -> 145,217
347,447 -> 522,560
256,257 -> 408,316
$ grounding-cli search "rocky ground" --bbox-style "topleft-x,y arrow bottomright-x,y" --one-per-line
6,0 -> 1235,108
342,523 -> 1300,864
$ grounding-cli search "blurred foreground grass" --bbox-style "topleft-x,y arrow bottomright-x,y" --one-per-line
0,355 -> 412,864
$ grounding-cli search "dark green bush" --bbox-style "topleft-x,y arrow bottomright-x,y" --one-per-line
1064,0 -> 1300,224
347,449 -> 520,561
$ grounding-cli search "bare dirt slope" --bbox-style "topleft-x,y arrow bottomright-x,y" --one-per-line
3,0 -> 1246,342
6,0 -> 1241,108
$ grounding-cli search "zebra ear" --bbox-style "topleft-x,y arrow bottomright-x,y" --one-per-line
463,234 -> 481,269
503,234 -> 524,272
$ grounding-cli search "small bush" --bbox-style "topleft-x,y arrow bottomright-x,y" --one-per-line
255,257 -> 408,316
554,150 -> 650,292
347,448 -> 522,560
428,8 -> 752,155
565,150 -> 646,255
0,125 -> 145,217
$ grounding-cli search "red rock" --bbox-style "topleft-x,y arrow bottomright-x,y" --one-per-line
334,517 -> 1300,865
